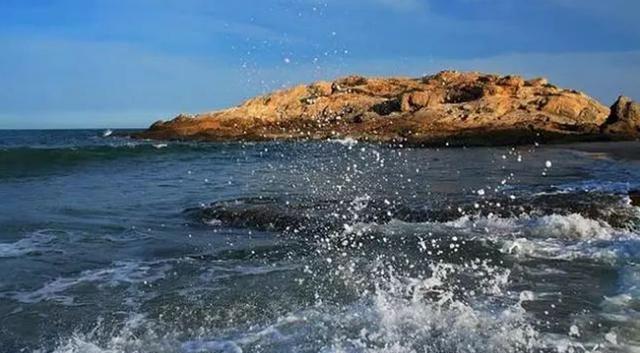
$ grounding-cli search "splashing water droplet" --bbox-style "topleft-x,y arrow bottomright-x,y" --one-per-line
569,325 -> 580,337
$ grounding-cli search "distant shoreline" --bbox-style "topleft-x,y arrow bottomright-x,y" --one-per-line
0,128 -> 146,131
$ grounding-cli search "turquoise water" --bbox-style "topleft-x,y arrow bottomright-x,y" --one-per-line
1,130 -> 640,352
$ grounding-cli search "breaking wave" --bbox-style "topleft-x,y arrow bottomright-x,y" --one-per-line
43,192 -> 640,352
46,259 -> 630,353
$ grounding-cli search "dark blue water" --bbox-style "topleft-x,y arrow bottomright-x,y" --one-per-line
1,130 -> 640,352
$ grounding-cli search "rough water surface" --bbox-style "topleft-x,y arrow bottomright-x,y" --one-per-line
1,130 -> 640,353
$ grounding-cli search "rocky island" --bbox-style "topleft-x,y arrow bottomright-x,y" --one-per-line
133,70 -> 639,146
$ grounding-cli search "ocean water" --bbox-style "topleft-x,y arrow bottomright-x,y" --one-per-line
1,129 -> 640,353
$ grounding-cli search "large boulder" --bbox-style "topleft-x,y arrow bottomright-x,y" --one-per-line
602,96 -> 640,139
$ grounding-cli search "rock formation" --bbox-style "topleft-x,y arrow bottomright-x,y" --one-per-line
602,96 -> 640,139
133,71 -> 639,146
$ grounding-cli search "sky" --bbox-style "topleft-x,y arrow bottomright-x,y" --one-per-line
1,0 -> 639,129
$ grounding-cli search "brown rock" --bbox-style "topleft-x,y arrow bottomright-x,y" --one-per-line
149,120 -> 165,129
133,71 -> 638,145
174,113 -> 195,122
541,94 -> 587,120
400,91 -> 438,112
602,96 -> 640,139
335,75 -> 368,87
497,75 -> 525,88
308,81 -> 333,97
525,77 -> 548,87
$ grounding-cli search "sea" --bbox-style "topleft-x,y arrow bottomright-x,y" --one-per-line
1,129 -> 639,353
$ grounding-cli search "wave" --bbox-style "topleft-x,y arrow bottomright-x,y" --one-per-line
190,192 -> 640,270
445,212 -> 618,240
0,142 -> 230,179
331,212 -> 640,265
44,259 -> 633,353
0,142 -> 223,162
35,204 -> 640,352
178,263 -> 540,353
5,260 -> 172,305
0,229 -> 61,258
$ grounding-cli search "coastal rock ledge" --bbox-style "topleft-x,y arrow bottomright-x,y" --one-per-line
133,71 -> 640,146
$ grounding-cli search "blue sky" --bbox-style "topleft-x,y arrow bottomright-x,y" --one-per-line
1,0 -> 639,129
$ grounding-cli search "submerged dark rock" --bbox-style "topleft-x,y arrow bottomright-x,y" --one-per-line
188,191 -> 639,235
630,190 -> 640,207
133,70 -> 639,145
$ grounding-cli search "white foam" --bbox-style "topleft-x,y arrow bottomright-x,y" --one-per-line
193,262 -> 543,353
182,340 -> 243,353
9,261 -> 171,305
50,314 -> 177,353
336,211 -> 639,264
0,230 -> 55,258
329,137 -> 358,147
449,213 -> 640,261
40,210 -> 640,353
446,212 -> 619,240
205,218 -> 222,226
43,255 -> 635,353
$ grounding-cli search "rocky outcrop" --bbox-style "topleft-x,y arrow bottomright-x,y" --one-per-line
602,96 -> 640,139
133,71 -> 639,146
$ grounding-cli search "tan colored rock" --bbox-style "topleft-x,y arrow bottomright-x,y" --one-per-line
308,81 -> 333,97
400,91 -> 439,112
497,75 -> 525,88
602,96 -> 640,138
335,75 -> 368,87
133,71 -> 638,145
525,77 -> 548,87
